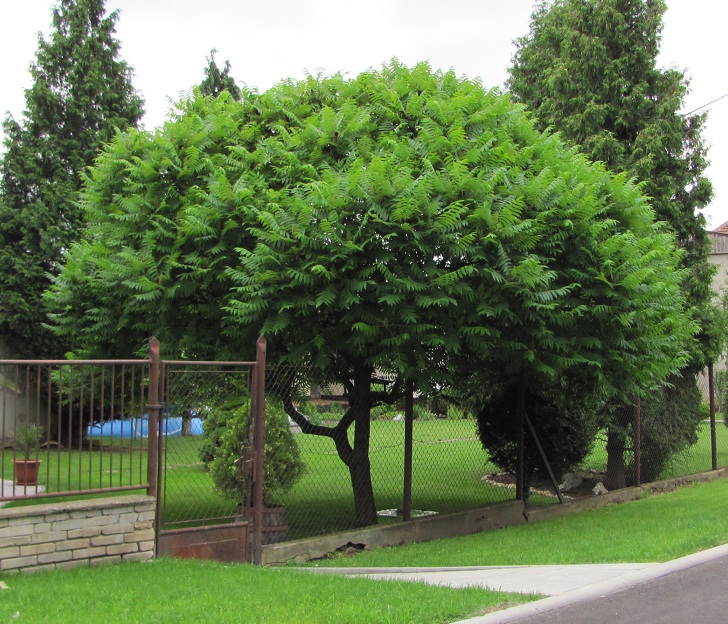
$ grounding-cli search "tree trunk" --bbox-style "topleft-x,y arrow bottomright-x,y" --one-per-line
347,368 -> 378,528
349,451 -> 377,527
604,426 -> 627,490
182,410 -> 192,437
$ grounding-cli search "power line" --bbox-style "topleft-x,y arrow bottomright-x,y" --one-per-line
683,92 -> 728,116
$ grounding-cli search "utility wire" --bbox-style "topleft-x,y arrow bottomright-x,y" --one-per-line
683,92 -> 728,116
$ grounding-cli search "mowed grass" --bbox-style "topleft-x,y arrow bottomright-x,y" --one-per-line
308,477 -> 728,568
0,558 -> 534,624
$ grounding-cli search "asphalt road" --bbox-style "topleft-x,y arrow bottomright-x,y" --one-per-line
513,553 -> 728,624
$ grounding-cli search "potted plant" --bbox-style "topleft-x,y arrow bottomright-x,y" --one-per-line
13,424 -> 44,485
203,400 -> 304,543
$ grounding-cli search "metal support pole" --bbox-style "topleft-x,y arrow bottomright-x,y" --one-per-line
146,337 -> 161,499
516,379 -> 525,502
524,413 -> 564,504
634,395 -> 641,487
402,380 -> 414,522
251,336 -> 267,565
709,362 -> 717,471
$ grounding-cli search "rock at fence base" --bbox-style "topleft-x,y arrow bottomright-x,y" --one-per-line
393,414 -> 404,421
592,482 -> 608,496
558,472 -> 583,492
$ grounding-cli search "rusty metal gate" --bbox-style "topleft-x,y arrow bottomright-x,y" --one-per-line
154,337 -> 267,564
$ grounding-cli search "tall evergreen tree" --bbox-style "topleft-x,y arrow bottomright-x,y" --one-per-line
508,0 -> 713,353
508,0 -> 717,488
199,49 -> 242,101
0,0 -> 143,357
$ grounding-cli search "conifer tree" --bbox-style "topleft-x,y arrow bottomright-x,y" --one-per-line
199,49 -> 242,101
508,0 -> 713,363
508,0 -> 718,488
0,0 -> 143,357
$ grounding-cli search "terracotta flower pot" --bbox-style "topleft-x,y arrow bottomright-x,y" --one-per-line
13,459 -> 42,486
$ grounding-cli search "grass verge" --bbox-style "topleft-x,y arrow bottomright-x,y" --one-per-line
0,558 -> 535,624
306,477 -> 728,568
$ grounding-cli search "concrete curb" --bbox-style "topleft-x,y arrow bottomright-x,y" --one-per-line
450,543 -> 728,624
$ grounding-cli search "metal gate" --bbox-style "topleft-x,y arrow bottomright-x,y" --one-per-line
154,337 -> 267,563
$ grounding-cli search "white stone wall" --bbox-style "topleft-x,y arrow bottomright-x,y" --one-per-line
0,495 -> 155,573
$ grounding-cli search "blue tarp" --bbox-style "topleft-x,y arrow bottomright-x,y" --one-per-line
86,415 -> 204,439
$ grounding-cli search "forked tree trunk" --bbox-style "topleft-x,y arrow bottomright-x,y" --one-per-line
282,363 -> 380,529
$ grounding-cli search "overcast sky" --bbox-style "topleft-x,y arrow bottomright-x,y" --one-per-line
2,0 -> 727,227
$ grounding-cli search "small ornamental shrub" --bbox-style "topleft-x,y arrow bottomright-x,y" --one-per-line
208,401 -> 304,506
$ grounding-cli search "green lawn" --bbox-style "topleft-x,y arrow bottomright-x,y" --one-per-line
4,476 -> 728,623
0,558 -> 533,624
2,437 -> 148,502
308,477 -> 728,568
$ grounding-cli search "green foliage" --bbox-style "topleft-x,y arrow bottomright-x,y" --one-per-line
508,0 -> 716,369
199,49 -> 242,101
475,378 -> 599,489
446,404 -> 468,420
716,370 -> 728,421
637,374 -> 706,482
207,401 -> 304,505
412,405 -> 435,421
14,424 -> 45,460
47,93 -> 257,358
296,401 -> 326,425
47,60 -> 694,523
0,0 -> 143,358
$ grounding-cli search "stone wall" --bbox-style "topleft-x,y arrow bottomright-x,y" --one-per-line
0,495 -> 155,573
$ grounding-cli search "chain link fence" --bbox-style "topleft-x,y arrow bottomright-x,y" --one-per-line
155,363 -> 727,542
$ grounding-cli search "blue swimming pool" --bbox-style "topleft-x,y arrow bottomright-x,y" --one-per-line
86,415 -> 204,439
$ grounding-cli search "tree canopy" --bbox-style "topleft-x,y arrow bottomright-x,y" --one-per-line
0,0 -> 143,357
47,61 -> 694,524
508,0 -> 715,369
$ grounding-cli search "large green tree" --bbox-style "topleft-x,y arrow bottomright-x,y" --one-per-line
47,62 -> 694,526
508,0 -> 718,488
508,0 -> 713,359
0,0 -> 143,357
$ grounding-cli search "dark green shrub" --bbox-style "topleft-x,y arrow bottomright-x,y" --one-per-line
475,380 -> 598,499
637,375 -> 704,483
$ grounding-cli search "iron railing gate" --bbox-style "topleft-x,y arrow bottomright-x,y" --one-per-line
155,338 -> 267,563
